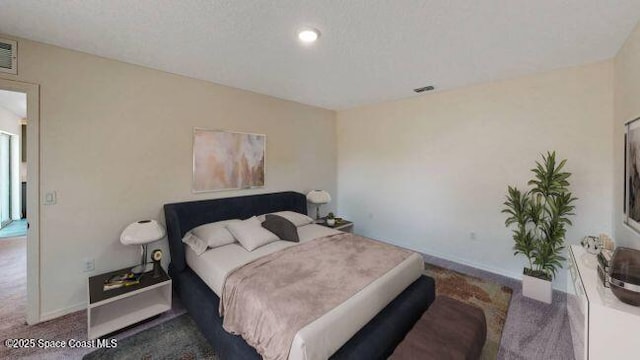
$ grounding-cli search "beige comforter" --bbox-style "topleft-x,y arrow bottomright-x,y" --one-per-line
220,233 -> 412,360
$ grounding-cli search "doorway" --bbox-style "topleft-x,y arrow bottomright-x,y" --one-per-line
0,120 -> 27,238
0,89 -> 25,236
0,79 -> 40,325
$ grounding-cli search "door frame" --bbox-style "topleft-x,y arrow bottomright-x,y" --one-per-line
0,79 -> 40,324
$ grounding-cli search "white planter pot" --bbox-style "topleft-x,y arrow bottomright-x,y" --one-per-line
522,272 -> 552,304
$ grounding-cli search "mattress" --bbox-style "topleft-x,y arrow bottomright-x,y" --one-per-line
185,223 -> 342,295
185,223 -> 423,360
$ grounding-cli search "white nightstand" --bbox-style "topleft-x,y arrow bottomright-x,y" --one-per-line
87,266 -> 171,339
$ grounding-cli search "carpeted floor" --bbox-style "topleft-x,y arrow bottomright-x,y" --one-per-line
0,237 -> 185,360
424,263 -> 512,359
83,315 -> 215,360
0,236 -> 86,360
0,296 -> 186,360
423,254 -> 575,360
84,265 -> 513,360
1,237 -> 575,359
0,219 -> 27,239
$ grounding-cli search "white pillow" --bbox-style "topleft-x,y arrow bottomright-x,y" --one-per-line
191,219 -> 240,249
257,211 -> 314,227
182,232 -> 208,255
181,219 -> 240,255
227,216 -> 279,251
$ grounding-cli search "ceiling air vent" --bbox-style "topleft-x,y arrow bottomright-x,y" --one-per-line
0,38 -> 17,75
414,85 -> 434,93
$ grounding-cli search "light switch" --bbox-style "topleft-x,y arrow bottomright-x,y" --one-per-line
44,191 -> 57,205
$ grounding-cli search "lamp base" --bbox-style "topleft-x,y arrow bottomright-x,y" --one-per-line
130,243 -> 154,274
131,262 -> 154,274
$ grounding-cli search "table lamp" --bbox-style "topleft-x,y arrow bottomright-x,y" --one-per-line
306,190 -> 331,219
120,219 -> 166,274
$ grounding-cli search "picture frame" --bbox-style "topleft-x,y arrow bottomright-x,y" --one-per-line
192,128 -> 266,193
624,117 -> 640,233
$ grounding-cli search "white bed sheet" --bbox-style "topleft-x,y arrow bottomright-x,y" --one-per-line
185,224 -> 342,295
185,223 -> 423,360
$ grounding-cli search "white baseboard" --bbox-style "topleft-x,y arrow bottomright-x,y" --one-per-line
359,234 -> 525,285
418,246 -> 567,292
40,302 -> 86,322
420,247 -> 522,281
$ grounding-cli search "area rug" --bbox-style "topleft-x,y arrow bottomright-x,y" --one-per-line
424,263 -> 513,360
82,266 -> 511,360
83,315 -> 216,360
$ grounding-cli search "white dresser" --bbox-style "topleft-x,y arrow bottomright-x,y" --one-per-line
567,245 -> 640,360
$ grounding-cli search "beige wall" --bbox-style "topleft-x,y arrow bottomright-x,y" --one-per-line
337,62 -> 614,289
0,27 -> 627,319
0,36 -> 337,318
614,23 -> 640,248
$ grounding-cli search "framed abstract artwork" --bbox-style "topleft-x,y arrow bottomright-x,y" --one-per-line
625,117 -> 640,233
192,129 -> 266,193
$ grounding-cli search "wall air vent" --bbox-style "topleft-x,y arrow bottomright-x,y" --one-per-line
0,38 -> 17,75
414,85 -> 434,93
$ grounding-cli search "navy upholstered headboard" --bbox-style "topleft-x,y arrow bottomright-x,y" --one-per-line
164,191 -> 307,273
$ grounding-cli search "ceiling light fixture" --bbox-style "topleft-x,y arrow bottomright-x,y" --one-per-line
298,28 -> 320,43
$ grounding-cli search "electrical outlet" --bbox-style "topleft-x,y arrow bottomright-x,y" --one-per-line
469,232 -> 477,241
83,258 -> 95,272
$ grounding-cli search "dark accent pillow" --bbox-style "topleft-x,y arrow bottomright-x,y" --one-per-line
261,214 -> 300,242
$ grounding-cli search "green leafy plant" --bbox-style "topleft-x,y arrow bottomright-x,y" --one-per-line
327,212 -> 335,219
502,151 -> 577,281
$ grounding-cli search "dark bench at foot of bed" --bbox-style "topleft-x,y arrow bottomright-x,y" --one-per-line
390,295 -> 487,360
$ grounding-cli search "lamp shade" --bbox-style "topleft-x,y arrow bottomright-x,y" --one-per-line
120,220 -> 166,245
306,190 -> 331,204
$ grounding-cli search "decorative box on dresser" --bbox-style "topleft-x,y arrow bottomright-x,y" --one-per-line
567,245 -> 640,360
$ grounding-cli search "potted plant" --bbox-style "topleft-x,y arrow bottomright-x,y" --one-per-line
326,212 -> 336,227
502,151 -> 576,303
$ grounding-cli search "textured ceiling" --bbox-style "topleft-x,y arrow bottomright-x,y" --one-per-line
0,89 -> 26,118
0,1 -> 639,110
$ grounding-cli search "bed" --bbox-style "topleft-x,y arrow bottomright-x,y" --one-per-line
164,191 -> 435,360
